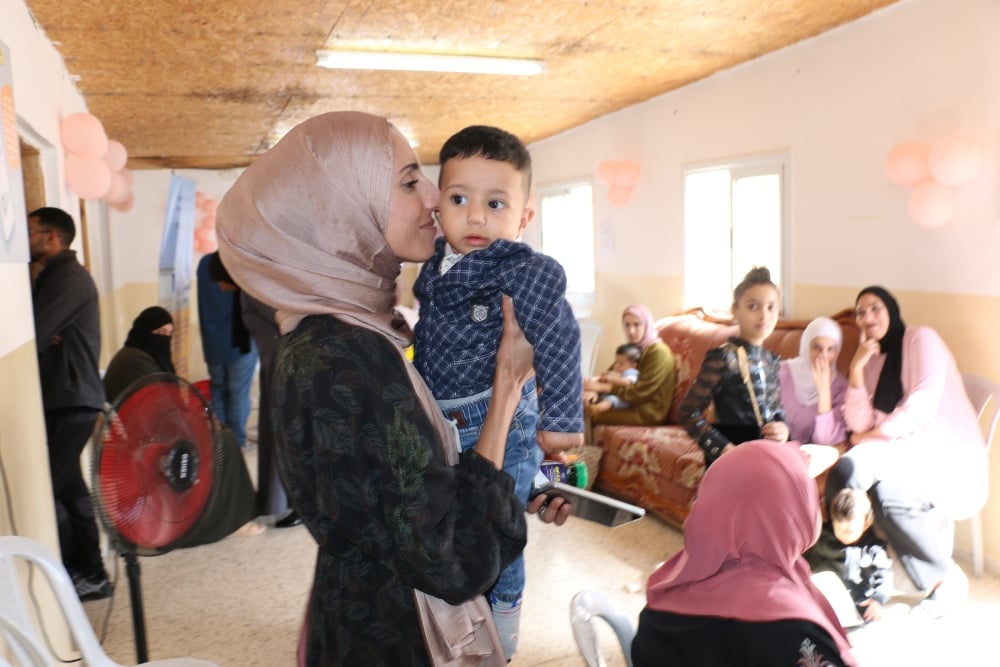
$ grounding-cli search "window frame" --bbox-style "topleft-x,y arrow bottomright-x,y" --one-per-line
529,178 -> 596,316
681,152 -> 790,314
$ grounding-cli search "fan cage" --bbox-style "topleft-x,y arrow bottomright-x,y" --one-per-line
92,373 -> 221,556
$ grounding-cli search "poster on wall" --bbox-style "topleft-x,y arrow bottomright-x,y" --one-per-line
159,175 -> 196,378
0,39 -> 28,264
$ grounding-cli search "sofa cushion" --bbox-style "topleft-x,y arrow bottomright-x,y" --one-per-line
593,424 -> 704,529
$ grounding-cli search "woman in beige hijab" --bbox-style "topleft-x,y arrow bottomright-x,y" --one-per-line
217,111 -> 567,667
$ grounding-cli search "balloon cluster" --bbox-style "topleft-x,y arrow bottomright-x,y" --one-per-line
885,136 -> 981,229
60,112 -> 134,212
597,159 -> 640,207
193,191 -> 217,255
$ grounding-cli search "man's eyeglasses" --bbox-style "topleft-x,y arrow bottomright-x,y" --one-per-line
28,228 -> 51,236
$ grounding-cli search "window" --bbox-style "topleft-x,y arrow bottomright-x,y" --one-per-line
683,155 -> 787,312
529,181 -> 595,315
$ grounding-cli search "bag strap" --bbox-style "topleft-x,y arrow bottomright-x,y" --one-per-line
735,346 -> 765,428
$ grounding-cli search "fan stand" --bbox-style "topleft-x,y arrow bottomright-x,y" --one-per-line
124,551 -> 149,664
93,374 -> 222,665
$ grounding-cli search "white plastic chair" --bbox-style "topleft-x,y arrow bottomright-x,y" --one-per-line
960,374 -> 1000,577
0,535 -> 218,667
578,318 -> 603,377
570,590 -> 635,667
0,611 -> 49,666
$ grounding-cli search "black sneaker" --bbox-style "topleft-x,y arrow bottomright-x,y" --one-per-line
274,509 -> 302,528
75,574 -> 112,602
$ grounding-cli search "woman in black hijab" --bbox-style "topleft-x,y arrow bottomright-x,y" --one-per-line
824,286 -> 986,618
103,306 -> 176,402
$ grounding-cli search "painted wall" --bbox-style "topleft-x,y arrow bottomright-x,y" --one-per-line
0,0 -> 91,542
105,168 -> 244,382
533,0 -> 998,346
0,0 -> 95,652
529,0 -> 1000,567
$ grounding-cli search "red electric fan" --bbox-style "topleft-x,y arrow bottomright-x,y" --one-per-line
90,373 -> 219,663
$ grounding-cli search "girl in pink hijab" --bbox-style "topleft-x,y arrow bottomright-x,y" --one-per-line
632,440 -> 858,667
583,304 -> 676,425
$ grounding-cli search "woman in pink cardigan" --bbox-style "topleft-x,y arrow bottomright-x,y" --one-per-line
826,286 -> 987,617
779,316 -> 848,445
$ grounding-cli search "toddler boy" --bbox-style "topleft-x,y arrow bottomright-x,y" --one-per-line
413,125 -> 583,660
807,488 -> 894,623
590,343 -> 642,414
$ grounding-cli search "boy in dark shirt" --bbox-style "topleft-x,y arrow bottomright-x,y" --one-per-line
807,488 -> 894,623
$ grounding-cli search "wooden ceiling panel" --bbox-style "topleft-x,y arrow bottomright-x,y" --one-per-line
24,0 -> 899,169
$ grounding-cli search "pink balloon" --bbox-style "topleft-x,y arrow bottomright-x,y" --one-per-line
885,142 -> 930,187
194,226 -> 214,242
200,198 -> 217,216
111,192 -> 135,213
200,214 -> 216,230
60,112 -> 109,157
607,185 -> 634,207
597,160 -> 640,188
908,182 -> 955,229
103,140 -> 128,172
120,167 -> 134,189
195,191 -> 206,208
928,135 -> 982,186
65,155 -> 112,199
194,233 -> 217,254
104,171 -> 130,204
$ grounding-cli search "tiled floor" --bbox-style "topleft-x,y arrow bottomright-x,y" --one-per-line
80,445 -> 999,666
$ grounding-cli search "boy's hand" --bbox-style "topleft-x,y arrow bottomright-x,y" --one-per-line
538,430 -> 583,455
860,598 -> 883,622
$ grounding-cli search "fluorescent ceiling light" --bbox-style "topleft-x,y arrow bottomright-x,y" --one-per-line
315,50 -> 545,76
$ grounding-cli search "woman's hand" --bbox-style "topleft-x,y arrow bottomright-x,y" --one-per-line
494,295 -> 535,390
582,389 -> 600,405
526,493 -> 572,525
583,377 -> 612,393
477,296 -> 535,469
761,420 -> 789,442
850,330 -> 880,387
811,354 -> 833,414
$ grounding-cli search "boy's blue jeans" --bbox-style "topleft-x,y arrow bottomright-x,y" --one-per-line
437,378 -> 542,660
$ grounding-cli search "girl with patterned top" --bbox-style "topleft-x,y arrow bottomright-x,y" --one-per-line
679,266 -> 790,467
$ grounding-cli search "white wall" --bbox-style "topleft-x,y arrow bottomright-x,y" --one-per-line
110,168 -> 243,290
0,0 -> 88,358
0,2 -> 94,644
529,0 -> 1000,299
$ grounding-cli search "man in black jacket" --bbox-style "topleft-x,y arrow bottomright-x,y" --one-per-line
28,207 -> 110,601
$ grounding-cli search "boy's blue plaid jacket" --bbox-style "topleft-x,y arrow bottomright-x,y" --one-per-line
413,237 -> 583,435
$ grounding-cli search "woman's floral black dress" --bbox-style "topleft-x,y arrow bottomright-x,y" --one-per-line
274,315 -> 527,666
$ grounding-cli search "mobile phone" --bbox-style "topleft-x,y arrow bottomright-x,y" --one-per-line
529,475 -> 645,528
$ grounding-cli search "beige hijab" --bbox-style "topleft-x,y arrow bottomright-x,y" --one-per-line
216,111 -> 504,666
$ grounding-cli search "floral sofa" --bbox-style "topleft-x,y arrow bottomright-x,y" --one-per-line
592,307 -> 859,528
